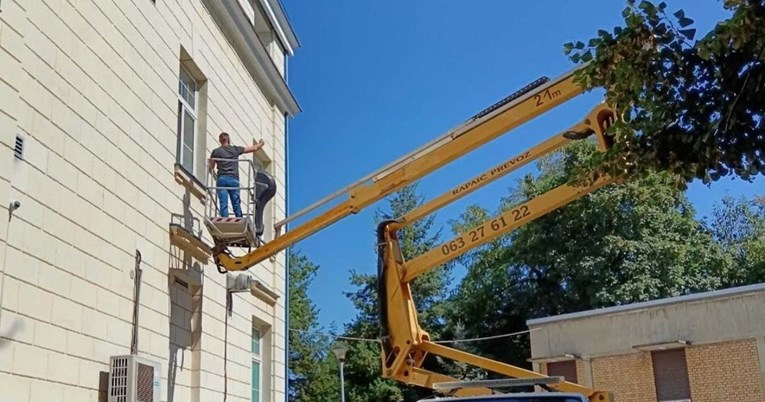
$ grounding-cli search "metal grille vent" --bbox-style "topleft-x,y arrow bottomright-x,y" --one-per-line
14,135 -> 24,160
109,357 -> 129,402
136,362 -> 155,402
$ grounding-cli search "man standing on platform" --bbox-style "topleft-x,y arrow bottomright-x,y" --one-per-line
208,132 -> 265,217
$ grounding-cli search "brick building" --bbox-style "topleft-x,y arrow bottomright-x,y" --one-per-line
0,0 -> 299,401
527,283 -> 765,402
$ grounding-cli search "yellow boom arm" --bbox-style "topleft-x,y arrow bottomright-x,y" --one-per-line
215,65 -> 591,272
375,103 -> 619,401
205,61 -> 624,399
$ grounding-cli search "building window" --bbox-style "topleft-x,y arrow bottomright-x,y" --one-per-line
177,66 -> 198,175
547,360 -> 578,384
652,348 -> 691,402
171,48 -> 209,201
251,326 -> 262,402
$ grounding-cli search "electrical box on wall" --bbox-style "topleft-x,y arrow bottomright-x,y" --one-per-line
107,354 -> 161,402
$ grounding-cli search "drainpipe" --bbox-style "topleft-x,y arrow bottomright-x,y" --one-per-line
282,49 -> 291,401
283,108 -> 291,402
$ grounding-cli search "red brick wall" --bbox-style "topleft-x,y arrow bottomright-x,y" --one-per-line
591,353 -> 657,402
556,339 -> 765,402
686,338 -> 765,402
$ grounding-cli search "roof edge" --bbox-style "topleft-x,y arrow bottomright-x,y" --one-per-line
263,0 -> 300,53
526,282 -> 765,327
204,0 -> 301,116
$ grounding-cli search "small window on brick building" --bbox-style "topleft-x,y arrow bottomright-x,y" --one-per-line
652,348 -> 691,402
547,360 -> 578,384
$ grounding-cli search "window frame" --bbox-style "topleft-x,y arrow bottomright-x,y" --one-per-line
177,65 -> 199,177
251,325 -> 262,402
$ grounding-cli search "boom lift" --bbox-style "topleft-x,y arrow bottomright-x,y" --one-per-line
375,102 -> 617,402
204,64 -> 624,401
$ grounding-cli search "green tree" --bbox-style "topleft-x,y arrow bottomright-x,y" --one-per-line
704,194 -> 765,284
340,184 -> 452,402
288,250 -> 338,402
564,0 -> 765,186
445,140 -> 730,369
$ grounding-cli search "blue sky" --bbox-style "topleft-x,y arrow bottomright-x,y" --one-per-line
278,0 -> 761,331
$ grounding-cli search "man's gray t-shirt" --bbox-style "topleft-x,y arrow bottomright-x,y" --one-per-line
211,145 -> 244,179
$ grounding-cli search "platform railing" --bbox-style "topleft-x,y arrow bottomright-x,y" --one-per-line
204,157 -> 260,228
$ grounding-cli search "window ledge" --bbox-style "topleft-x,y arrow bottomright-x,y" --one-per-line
174,164 -> 207,203
251,280 -> 279,306
169,223 -> 213,263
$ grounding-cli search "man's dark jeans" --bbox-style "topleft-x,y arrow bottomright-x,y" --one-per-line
216,175 -> 242,217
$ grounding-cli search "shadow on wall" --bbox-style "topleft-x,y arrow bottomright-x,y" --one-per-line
168,188 -> 205,402
173,191 -> 205,240
167,243 -> 205,402
0,317 -> 22,350
98,371 -> 109,402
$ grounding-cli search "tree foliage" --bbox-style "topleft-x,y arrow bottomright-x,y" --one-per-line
444,140 -> 744,369
564,0 -> 765,186
703,194 -> 765,283
340,184 -> 452,402
288,250 -> 338,402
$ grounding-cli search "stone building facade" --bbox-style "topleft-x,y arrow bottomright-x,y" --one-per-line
527,284 -> 765,402
0,0 -> 299,401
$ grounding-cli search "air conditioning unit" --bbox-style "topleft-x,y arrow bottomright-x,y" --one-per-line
107,354 -> 161,402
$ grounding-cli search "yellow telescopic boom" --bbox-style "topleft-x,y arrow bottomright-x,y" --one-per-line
214,66 -> 591,272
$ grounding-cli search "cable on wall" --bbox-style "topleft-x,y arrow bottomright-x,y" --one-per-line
287,327 -> 536,345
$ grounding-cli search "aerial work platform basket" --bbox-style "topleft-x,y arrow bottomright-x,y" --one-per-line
204,157 -> 276,255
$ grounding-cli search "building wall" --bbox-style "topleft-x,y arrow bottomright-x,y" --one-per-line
539,338 -> 765,402
527,286 -> 765,360
590,353 -> 656,402
686,338 -> 765,402
0,0 -> 294,401
539,339 -> 765,402
529,285 -> 765,402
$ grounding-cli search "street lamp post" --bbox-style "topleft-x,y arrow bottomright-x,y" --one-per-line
331,341 -> 349,402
